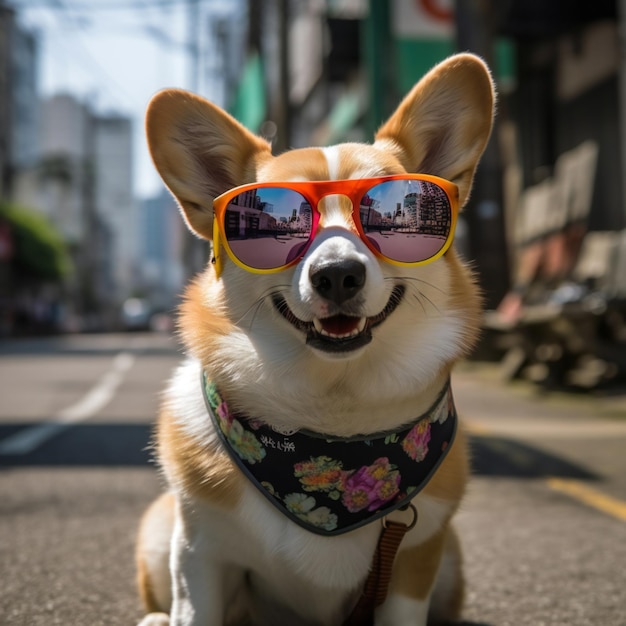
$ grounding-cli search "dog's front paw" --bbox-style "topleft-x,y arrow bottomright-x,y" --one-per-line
137,612 -> 169,626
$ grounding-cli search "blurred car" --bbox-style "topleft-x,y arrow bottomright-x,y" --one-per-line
120,298 -> 152,331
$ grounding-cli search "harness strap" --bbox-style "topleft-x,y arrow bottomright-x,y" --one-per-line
343,505 -> 418,626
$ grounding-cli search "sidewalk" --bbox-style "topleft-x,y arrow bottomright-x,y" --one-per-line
451,361 -> 626,626
453,360 -> 626,428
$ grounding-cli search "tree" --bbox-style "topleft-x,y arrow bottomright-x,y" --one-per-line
0,202 -> 71,282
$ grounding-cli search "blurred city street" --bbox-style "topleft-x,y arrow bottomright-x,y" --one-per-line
1,331 -> 625,626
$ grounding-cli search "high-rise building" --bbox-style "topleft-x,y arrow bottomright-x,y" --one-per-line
139,190 -> 185,310
93,114 -> 137,303
36,94 -> 92,243
0,3 -> 38,198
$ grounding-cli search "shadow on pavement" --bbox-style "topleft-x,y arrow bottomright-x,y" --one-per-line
0,424 -> 598,482
0,332 -> 182,357
0,423 -> 155,467
469,434 -> 597,480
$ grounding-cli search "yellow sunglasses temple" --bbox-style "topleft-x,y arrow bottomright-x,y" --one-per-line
212,218 -> 224,278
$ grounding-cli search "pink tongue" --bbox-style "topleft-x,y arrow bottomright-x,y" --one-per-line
320,315 -> 361,335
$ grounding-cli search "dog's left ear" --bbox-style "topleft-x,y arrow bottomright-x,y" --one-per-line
146,89 -> 272,240
374,53 -> 495,207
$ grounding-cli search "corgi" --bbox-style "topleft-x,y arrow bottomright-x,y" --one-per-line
136,53 -> 495,626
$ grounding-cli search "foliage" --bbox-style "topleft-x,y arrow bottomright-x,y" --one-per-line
0,202 -> 71,281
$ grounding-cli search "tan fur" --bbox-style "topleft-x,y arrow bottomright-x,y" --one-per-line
443,527 -> 466,619
388,429 -> 468,611
392,528 -> 448,600
177,274 -> 233,365
422,427 -> 469,505
145,89 -> 272,239
137,53 -> 495,626
445,253 -> 484,355
137,493 -> 176,613
157,406 -> 243,508
257,147 -> 331,182
375,54 -> 495,206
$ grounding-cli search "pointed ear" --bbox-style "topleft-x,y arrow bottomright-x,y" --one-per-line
374,53 -> 495,207
145,89 -> 272,239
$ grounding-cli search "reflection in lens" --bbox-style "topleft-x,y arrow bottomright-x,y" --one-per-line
359,179 -> 452,263
224,187 -> 313,269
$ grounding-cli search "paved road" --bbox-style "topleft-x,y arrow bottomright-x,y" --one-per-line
0,333 -> 625,626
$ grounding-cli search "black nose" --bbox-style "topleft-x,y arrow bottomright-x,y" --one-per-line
309,259 -> 366,305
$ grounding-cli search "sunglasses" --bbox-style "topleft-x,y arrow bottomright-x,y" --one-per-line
212,174 -> 459,275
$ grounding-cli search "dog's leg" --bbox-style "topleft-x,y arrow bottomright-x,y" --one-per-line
374,527 -> 454,626
427,525 -> 465,625
137,613 -> 170,626
137,493 -> 175,615
168,512 -> 225,626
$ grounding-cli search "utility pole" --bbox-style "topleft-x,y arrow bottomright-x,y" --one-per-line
274,0 -> 291,152
0,3 -> 13,199
183,0 -> 208,277
455,0 -> 509,308
187,0 -> 200,93
361,0 -> 394,138
619,0 -> 626,221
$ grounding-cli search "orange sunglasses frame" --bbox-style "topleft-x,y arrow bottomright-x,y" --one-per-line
212,174 -> 459,277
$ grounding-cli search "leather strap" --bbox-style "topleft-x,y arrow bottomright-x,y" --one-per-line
343,505 -> 417,626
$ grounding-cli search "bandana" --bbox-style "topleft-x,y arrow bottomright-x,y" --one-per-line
202,372 -> 457,536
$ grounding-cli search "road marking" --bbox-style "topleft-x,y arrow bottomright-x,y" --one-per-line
465,419 -> 626,523
0,352 -> 135,456
464,417 -> 626,439
547,478 -> 626,523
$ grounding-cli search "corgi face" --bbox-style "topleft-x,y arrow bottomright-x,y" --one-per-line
146,54 -> 494,428
226,146 -> 440,361
259,147 -> 400,353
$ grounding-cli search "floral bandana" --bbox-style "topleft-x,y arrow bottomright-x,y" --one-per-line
202,373 -> 457,536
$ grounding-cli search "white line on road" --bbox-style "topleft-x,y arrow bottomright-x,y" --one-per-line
0,352 -> 136,456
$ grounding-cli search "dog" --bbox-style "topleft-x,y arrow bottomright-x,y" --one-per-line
136,53 -> 495,626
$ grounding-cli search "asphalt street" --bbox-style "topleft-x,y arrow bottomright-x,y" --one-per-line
0,332 -> 625,626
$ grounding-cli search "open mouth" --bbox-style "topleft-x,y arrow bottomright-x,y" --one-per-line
272,285 -> 405,353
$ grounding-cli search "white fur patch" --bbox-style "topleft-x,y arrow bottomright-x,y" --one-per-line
164,359 -> 211,440
292,227 -> 388,321
322,146 -> 341,180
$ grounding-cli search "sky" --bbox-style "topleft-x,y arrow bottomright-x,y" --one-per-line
13,0 -> 235,199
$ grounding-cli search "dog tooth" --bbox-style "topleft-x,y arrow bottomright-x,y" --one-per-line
312,316 -> 366,340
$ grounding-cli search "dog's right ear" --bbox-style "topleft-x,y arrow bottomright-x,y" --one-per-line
146,89 -> 272,240
374,54 -> 495,209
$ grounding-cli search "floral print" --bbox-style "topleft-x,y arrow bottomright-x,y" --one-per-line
285,493 -> 338,531
430,393 -> 450,424
214,394 -> 266,464
342,458 -> 401,513
401,420 -> 431,462
294,456 -> 348,499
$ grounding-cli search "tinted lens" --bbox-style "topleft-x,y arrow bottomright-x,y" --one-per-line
359,179 -> 452,263
222,187 -> 314,270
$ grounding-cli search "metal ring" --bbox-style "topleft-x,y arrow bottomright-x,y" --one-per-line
382,503 -> 418,530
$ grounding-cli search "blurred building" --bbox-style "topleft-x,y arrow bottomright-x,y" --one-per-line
480,0 -> 626,387
0,2 -> 38,198
9,92 -> 138,329
138,190 -> 185,312
93,114 -> 138,305
498,0 -> 622,232
36,94 -> 92,243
